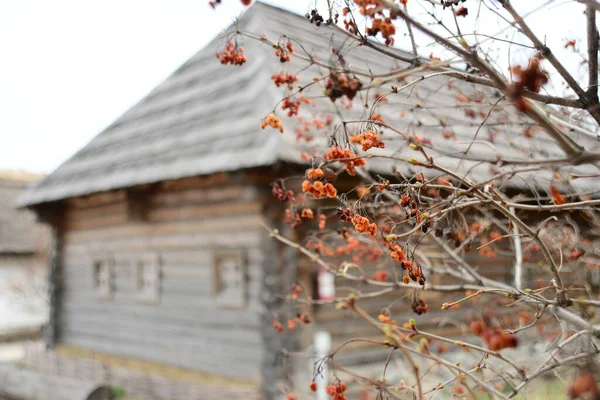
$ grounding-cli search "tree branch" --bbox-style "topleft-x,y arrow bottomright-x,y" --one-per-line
588,4 -> 599,104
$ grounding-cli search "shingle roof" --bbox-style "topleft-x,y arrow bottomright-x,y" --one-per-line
18,2 -> 600,206
0,176 -> 45,253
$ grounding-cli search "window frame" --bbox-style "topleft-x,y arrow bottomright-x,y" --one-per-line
92,256 -> 114,301
135,253 -> 162,304
212,250 -> 249,309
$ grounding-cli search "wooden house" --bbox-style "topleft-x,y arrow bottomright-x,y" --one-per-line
0,170 -> 48,339
17,2 -> 600,399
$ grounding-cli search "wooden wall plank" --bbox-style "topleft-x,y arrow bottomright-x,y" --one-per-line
57,180 -> 268,381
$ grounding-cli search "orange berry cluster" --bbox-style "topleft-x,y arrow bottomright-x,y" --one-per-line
324,72 -> 362,102
354,0 -> 385,16
306,168 -> 324,179
370,269 -> 388,282
325,382 -> 348,400
325,146 -> 366,176
272,320 -> 284,333
281,97 -> 303,117
568,371 -> 599,400
306,240 -> 334,257
470,320 -> 518,351
403,259 -> 426,285
378,314 -> 396,325
287,312 -> 311,330
351,214 -> 377,237
274,45 -> 291,63
550,184 -> 566,205
366,17 -> 396,46
478,243 -> 496,259
349,130 -> 385,151
271,73 -> 299,88
510,56 -> 548,94
216,42 -> 247,66
301,180 -> 337,199
260,114 -> 284,133
301,208 -> 314,218
388,243 -> 406,263
369,113 -> 385,124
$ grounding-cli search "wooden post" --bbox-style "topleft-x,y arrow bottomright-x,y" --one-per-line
34,203 -> 64,349
260,195 -> 299,399
260,208 -> 283,400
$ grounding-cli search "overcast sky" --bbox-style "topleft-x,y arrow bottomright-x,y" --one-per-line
0,0 -> 312,174
0,1 -> 586,174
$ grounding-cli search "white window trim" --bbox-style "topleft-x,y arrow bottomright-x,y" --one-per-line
92,256 -> 114,300
135,253 -> 161,304
213,250 -> 249,309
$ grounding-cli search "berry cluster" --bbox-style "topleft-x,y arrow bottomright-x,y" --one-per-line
306,240 -> 334,257
306,168 -> 324,180
370,269 -> 388,282
406,259 -> 426,285
325,382 -> 348,400
288,283 -> 302,299
306,9 -> 325,26
411,297 -> 428,315
301,208 -> 314,218
337,207 -> 353,223
550,184 -> 566,205
568,371 -> 599,400
215,42 -> 247,65
470,320 -> 518,351
324,73 -> 363,102
301,180 -> 337,199
271,183 -> 295,203
441,0 -> 467,8
275,46 -> 292,63
281,97 -> 305,117
351,214 -> 377,236
378,314 -> 397,325
271,73 -> 299,88
260,114 -> 284,133
400,192 -> 432,233
388,243 -> 406,263
455,6 -> 468,16
324,146 -> 366,176
349,130 -> 385,151
510,56 -> 548,94
287,313 -> 310,330
285,209 -> 302,228
366,17 -> 396,46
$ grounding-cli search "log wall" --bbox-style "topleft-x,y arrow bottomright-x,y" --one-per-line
57,175 -> 266,381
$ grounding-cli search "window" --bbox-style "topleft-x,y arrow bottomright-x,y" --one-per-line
213,251 -> 248,308
136,254 -> 161,303
93,258 -> 113,300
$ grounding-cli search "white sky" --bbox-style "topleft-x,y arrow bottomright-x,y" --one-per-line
0,0 -> 586,174
0,0 -> 311,174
